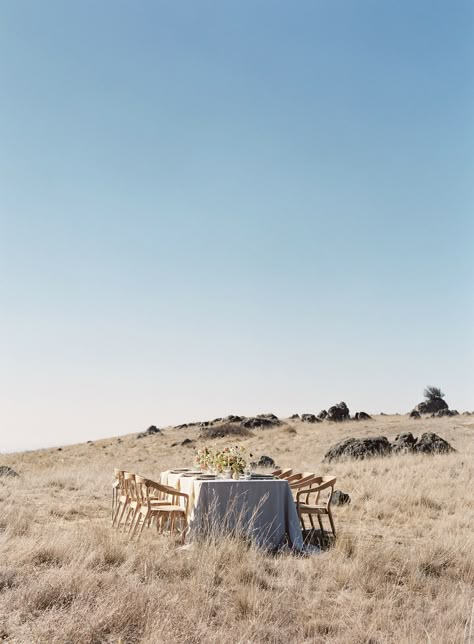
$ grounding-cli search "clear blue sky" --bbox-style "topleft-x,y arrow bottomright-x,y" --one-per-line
1,1 -> 473,452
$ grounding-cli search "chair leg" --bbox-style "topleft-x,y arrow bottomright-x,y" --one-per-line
127,507 -> 140,534
114,501 -> 128,529
327,509 -> 336,536
130,510 -> 144,540
317,515 -> 325,537
137,512 -> 148,540
121,506 -> 133,533
111,501 -> 122,528
299,512 -> 306,532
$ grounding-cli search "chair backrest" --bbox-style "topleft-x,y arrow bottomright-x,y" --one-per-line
134,475 -> 150,509
287,472 -> 314,487
297,476 -> 337,507
135,477 -> 182,509
272,468 -> 293,479
123,472 -> 137,501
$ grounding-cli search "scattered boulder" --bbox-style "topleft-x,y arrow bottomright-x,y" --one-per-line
0,466 -> 18,478
431,409 -> 459,418
258,455 -> 276,467
414,432 -> 455,455
57,448 -> 62,452
224,415 -> 244,423
200,424 -> 253,440
409,410 -> 421,419
290,414 -> 300,420
353,412 -> 372,421
257,413 -> 279,421
324,436 -> 392,462
317,410 -> 328,420
462,411 -> 471,416
241,417 -> 274,428
416,397 -> 448,414
146,425 -> 160,435
181,438 -> 194,446
327,402 -> 350,422
175,424 -> 188,430
136,433 -> 145,439
392,432 -> 417,453
332,490 -> 351,506
301,413 -> 321,423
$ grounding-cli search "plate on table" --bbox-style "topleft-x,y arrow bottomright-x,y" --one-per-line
180,471 -> 202,477
169,468 -> 192,473
195,474 -> 216,480
250,474 -> 277,480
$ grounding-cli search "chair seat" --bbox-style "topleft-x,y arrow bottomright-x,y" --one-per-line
151,504 -> 185,513
298,504 -> 328,514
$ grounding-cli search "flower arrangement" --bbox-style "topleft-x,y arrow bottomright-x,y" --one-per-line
195,445 -> 250,476
195,446 -> 214,471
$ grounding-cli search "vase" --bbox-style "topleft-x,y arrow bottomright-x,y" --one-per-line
223,468 -> 232,479
232,472 -> 240,480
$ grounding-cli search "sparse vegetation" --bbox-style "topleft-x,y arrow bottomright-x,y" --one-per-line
0,414 -> 473,643
423,385 -> 446,400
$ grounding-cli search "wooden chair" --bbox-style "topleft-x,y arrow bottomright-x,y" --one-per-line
295,476 -> 337,537
121,473 -> 140,533
130,477 -> 189,543
112,468 -> 122,521
271,468 -> 293,479
112,470 -> 130,529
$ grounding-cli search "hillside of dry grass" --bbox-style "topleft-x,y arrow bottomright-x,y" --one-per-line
1,415 -> 473,643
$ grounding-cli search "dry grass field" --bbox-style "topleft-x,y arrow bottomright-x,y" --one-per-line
0,415 -> 473,644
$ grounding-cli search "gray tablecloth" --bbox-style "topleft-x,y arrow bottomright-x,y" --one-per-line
160,471 -> 303,551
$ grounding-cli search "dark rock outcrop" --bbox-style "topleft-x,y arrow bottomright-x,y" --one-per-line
0,466 -> 19,478
416,398 -> 448,414
410,410 -> 421,419
431,409 -> 459,418
324,436 -> 392,462
414,432 -> 455,454
146,425 -> 160,435
353,412 -> 372,421
301,413 -> 321,423
327,402 -> 350,422
392,432 -> 417,453
257,413 -> 279,421
317,410 -> 328,420
332,490 -> 351,505
258,455 -> 276,467
241,417 -> 274,428
290,414 -> 300,419
200,424 -> 253,440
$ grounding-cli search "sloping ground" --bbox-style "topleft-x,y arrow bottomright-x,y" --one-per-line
0,415 -> 473,643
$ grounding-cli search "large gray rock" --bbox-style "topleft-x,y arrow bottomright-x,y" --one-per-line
146,425 -> 160,435
409,410 -> 421,419
241,417 -> 274,428
258,455 -> 276,467
332,490 -> 351,505
324,436 -> 392,462
392,432 -> 417,453
0,466 -> 18,477
353,412 -> 372,421
318,410 -> 328,420
327,402 -> 350,422
414,432 -> 455,454
431,409 -> 458,418
416,398 -> 448,414
301,413 -> 321,423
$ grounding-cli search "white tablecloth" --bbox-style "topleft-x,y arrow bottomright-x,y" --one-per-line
160,471 -> 303,551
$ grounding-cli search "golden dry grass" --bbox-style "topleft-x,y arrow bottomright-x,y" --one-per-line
1,415 -> 473,643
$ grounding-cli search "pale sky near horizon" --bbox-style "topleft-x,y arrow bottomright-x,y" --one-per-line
1,1 -> 473,453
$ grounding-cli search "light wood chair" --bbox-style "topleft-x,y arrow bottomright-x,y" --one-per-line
272,468 -> 293,479
112,468 -> 122,521
121,473 -> 140,534
295,476 -> 337,537
130,477 -> 189,543
112,470 -> 130,529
